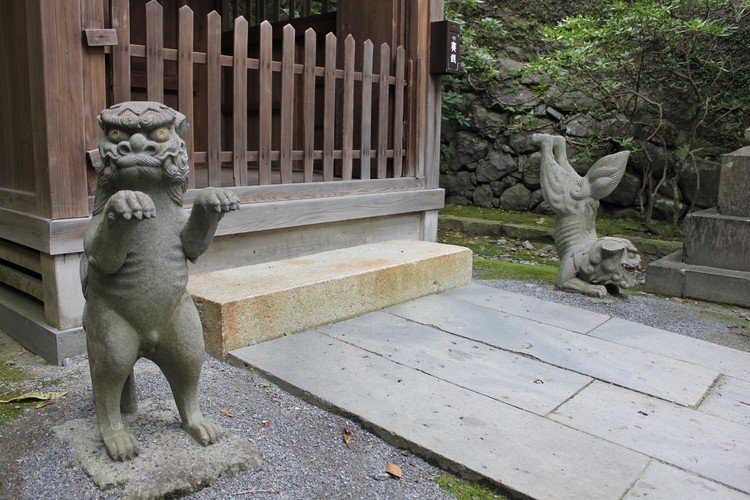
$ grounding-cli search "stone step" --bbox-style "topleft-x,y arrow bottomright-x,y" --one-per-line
187,240 -> 472,358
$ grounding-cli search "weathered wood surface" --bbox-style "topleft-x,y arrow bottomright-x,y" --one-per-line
258,21 -> 272,185
0,262 -> 43,302
111,0 -> 130,102
233,16 -> 249,186
360,40 -> 374,180
83,28 -> 118,47
178,6 -> 195,189
323,33 -> 337,182
279,24 -> 295,184
206,10 -> 221,187
0,239 -> 41,274
303,28 -> 316,183
145,0 -> 164,103
40,253 -> 85,331
377,43 -> 391,179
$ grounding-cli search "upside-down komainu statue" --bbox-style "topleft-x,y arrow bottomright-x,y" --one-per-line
532,134 -> 641,298
81,102 -> 240,461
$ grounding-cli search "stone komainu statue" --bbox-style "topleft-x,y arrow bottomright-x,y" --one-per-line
532,134 -> 641,298
81,102 -> 240,461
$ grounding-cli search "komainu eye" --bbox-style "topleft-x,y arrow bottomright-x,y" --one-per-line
109,129 -> 125,142
152,127 -> 169,142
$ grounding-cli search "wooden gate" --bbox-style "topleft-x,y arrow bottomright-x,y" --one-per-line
108,0 -> 413,189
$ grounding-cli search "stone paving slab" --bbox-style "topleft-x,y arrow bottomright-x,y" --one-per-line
625,461 -> 749,499
387,294 -> 718,406
320,311 -> 592,415
698,376 -> 750,426
230,332 -> 649,500
589,317 -> 750,382
443,282 -> 610,333
549,381 -> 750,493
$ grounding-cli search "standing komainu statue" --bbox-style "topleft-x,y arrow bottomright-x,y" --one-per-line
81,102 -> 240,461
532,134 -> 640,298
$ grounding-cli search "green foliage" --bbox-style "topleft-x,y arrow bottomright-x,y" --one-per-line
442,90 -> 472,128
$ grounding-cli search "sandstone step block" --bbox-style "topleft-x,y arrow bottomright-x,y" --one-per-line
188,240 -> 472,358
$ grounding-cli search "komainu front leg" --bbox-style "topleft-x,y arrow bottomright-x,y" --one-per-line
559,277 -> 608,298
181,187 -> 240,262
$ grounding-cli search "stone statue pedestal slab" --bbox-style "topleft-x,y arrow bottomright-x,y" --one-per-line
646,142 -> 750,306
53,399 -> 261,498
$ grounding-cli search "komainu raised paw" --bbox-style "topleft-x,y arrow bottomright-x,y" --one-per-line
105,190 -> 156,223
184,417 -> 224,446
103,428 -> 141,461
194,187 -> 240,214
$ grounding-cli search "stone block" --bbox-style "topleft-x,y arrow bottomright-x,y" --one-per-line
188,240 -> 472,358
678,158 -> 722,208
683,208 -> 750,271
645,251 -> 686,296
718,146 -> 750,217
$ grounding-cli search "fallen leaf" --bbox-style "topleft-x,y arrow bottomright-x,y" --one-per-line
15,458 -> 24,464
385,463 -> 402,479
35,400 -> 54,409
220,408 -> 234,418
262,419 -> 270,428
0,391 -> 67,404
342,428 -> 353,448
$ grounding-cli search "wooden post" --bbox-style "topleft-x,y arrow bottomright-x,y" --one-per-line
26,0 -> 90,220
41,253 -> 85,331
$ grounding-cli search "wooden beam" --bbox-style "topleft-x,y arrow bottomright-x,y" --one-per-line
40,253 -> 85,330
82,28 -> 117,47
0,262 -> 44,301
26,0 -> 89,219
0,239 -> 41,274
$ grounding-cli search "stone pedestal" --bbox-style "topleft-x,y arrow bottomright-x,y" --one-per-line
646,139 -> 750,307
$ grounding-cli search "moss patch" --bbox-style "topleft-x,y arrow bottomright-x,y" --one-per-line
440,204 -> 682,241
474,258 -> 558,282
434,475 -> 510,500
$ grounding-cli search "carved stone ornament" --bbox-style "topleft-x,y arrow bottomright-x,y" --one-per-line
81,101 -> 240,461
532,134 -> 641,297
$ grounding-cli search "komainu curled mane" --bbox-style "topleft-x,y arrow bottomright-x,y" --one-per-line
532,134 -> 641,298
81,102 -> 240,461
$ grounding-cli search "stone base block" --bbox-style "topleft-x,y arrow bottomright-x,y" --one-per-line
645,251 -> 750,307
684,208 -> 750,272
53,399 -> 261,497
0,286 -> 85,365
188,240 -> 473,358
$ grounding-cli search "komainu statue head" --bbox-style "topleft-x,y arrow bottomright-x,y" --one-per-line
93,101 -> 189,215
573,237 -> 641,289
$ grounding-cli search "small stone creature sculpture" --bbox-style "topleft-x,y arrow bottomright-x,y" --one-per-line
81,102 -> 240,461
532,133 -> 640,297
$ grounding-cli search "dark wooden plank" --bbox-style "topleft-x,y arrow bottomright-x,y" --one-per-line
145,0 -> 164,103
233,16 -> 249,186
406,59 -> 416,177
303,28 -> 316,183
289,0 -> 296,19
359,39 -> 373,180
258,21 -> 273,185
341,35 -> 355,180
256,0 -> 266,23
273,0 -> 280,21
280,24 -> 295,184
207,10 -> 222,187
377,42 -> 390,179
322,0 -> 329,13
178,5 -> 195,189
111,0 -> 130,103
83,28 -> 117,47
303,0 -> 311,16
0,262 -> 43,301
322,32 -> 337,182
80,0 -> 107,196
0,239 -> 41,274
392,45 -> 405,178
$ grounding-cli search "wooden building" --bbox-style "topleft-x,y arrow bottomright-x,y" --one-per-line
0,0 -> 445,363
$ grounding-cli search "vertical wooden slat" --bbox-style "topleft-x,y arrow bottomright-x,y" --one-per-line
392,45 -> 405,178
279,24 -> 295,184
273,0 -> 280,21
377,42 -> 390,179
111,0 -> 130,103
178,6 -> 195,189
359,39 -> 373,180
341,35 -> 355,180
303,28 -> 316,183
322,0 -> 329,13
207,11 -> 221,187
233,16 -> 248,186
406,59 -> 416,177
81,0 -> 107,195
322,32 -> 336,182
256,0 -> 266,23
146,0 -> 163,103
258,21 -> 272,185
303,0 -> 311,16
289,0 -> 296,19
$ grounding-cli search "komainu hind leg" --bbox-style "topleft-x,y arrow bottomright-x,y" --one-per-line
151,293 -> 223,446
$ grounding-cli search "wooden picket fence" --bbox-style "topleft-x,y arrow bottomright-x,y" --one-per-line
223,0 -> 336,27
110,0 -> 411,188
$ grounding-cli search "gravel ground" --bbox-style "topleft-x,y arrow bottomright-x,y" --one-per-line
481,278 -> 750,352
2,278 -> 748,499
0,332 -> 451,500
